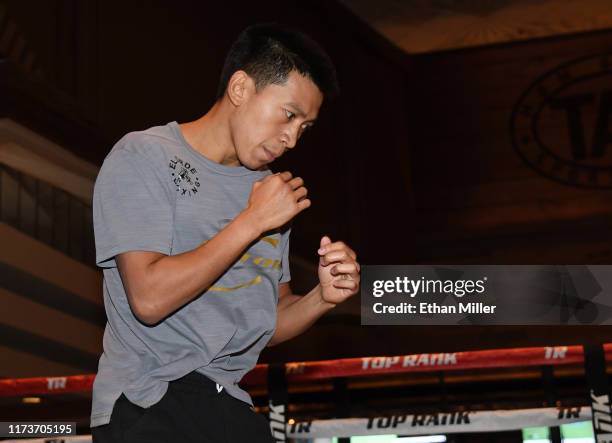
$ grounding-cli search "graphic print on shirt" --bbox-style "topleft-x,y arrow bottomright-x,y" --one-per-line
169,155 -> 201,196
208,233 -> 283,292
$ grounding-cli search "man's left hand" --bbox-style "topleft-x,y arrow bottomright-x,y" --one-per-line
317,236 -> 360,305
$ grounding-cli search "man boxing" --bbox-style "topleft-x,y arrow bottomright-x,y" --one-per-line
91,23 -> 360,442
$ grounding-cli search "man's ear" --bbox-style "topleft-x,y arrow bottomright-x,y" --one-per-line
227,70 -> 254,107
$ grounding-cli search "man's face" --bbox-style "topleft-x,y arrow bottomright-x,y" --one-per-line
231,70 -> 324,170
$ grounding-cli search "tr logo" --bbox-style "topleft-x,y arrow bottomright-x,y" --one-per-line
511,54 -> 612,188
47,377 -> 67,390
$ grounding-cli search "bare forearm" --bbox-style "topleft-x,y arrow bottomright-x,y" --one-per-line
267,285 -> 335,346
140,211 -> 260,323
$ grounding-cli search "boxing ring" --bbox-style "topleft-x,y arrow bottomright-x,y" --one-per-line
1,343 -> 610,441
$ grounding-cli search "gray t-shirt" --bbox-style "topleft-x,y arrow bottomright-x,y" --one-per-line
90,121 -> 290,427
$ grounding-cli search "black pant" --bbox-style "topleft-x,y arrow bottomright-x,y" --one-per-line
92,371 -> 274,443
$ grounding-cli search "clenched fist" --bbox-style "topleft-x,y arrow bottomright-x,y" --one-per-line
318,236 -> 360,305
243,171 -> 310,234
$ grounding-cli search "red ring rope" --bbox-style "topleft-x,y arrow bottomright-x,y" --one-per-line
1,344 -> 609,397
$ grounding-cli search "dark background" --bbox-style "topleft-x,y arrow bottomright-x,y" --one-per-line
2,0 -> 612,361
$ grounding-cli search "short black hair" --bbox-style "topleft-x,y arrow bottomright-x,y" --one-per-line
216,23 -> 339,101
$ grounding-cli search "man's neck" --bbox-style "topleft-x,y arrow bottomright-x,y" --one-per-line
179,101 -> 240,167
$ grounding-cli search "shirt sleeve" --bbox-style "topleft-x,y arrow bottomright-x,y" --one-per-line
279,227 -> 291,284
92,140 -> 174,269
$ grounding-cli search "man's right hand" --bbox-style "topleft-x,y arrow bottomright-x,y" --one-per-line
243,171 -> 310,233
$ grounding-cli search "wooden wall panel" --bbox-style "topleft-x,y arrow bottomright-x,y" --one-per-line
408,31 -> 612,262
0,287 -> 103,355
0,223 -> 101,306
